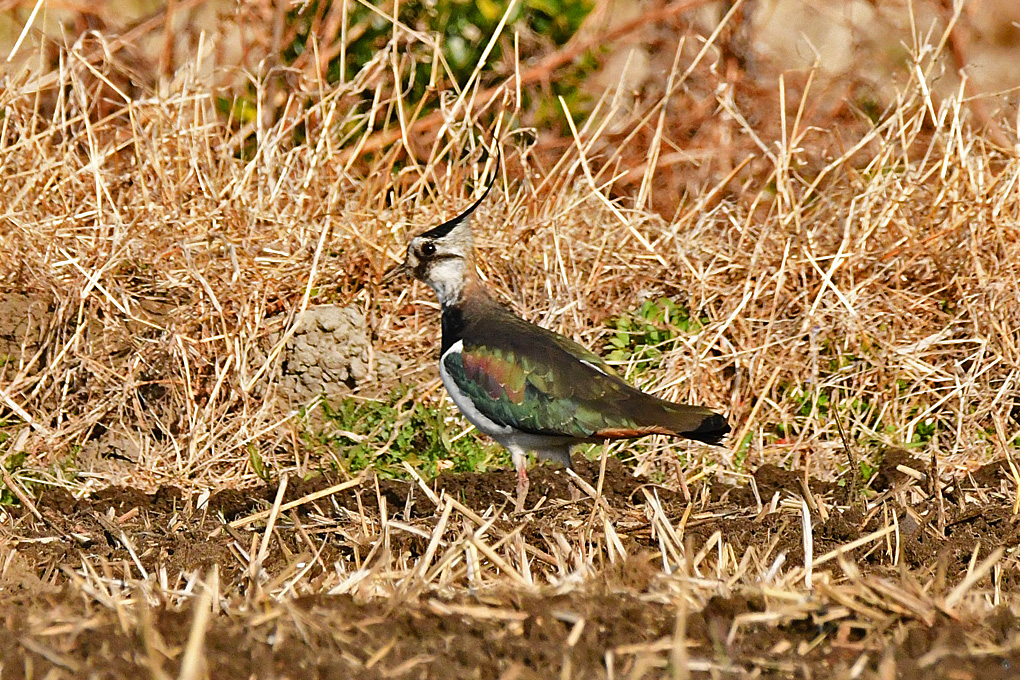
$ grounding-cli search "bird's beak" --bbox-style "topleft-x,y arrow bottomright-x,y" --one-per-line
381,260 -> 409,284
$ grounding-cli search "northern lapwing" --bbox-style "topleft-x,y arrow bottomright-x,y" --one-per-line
384,165 -> 730,511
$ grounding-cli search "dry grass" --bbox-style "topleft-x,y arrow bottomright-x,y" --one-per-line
1,3 -> 1020,677
1,3 -> 1017,492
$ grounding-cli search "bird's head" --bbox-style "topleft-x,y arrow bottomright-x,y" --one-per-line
383,170 -> 495,308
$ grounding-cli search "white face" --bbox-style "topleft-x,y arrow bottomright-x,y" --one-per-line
406,234 -> 470,307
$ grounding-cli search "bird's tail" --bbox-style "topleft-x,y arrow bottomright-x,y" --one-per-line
659,403 -> 731,445
592,391 -> 731,445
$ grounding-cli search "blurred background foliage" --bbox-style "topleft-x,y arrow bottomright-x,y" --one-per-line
279,0 -> 598,136
284,0 -> 594,87
3,0 -> 1020,212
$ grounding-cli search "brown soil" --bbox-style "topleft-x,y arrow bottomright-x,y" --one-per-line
3,456 -> 1019,679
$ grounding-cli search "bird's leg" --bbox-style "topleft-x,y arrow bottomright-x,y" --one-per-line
515,464 -> 529,513
508,444 -> 530,513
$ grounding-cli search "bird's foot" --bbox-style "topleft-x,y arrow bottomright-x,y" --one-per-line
515,467 -> 529,513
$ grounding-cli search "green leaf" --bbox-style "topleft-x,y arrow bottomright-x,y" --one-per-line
249,444 -> 268,480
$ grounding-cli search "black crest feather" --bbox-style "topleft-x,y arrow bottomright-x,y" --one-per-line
420,146 -> 500,240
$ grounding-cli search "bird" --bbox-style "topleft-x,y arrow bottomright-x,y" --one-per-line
384,164 -> 730,512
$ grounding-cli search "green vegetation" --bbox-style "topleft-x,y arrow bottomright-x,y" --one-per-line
604,297 -> 704,371
857,458 -> 878,485
0,422 -> 27,505
311,388 -> 510,479
0,455 -> 25,506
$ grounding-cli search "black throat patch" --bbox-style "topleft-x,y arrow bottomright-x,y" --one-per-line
440,305 -> 466,355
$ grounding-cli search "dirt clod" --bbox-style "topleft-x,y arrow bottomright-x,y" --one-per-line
271,305 -> 402,407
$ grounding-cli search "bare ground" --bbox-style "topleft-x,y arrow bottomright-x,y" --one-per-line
3,453 -> 1020,679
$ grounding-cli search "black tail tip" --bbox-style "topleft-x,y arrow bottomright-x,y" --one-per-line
684,413 -> 731,445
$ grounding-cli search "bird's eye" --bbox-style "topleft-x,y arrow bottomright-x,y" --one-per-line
421,242 -> 437,257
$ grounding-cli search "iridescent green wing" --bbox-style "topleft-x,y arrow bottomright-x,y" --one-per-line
442,314 -> 656,439
443,305 -> 727,441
